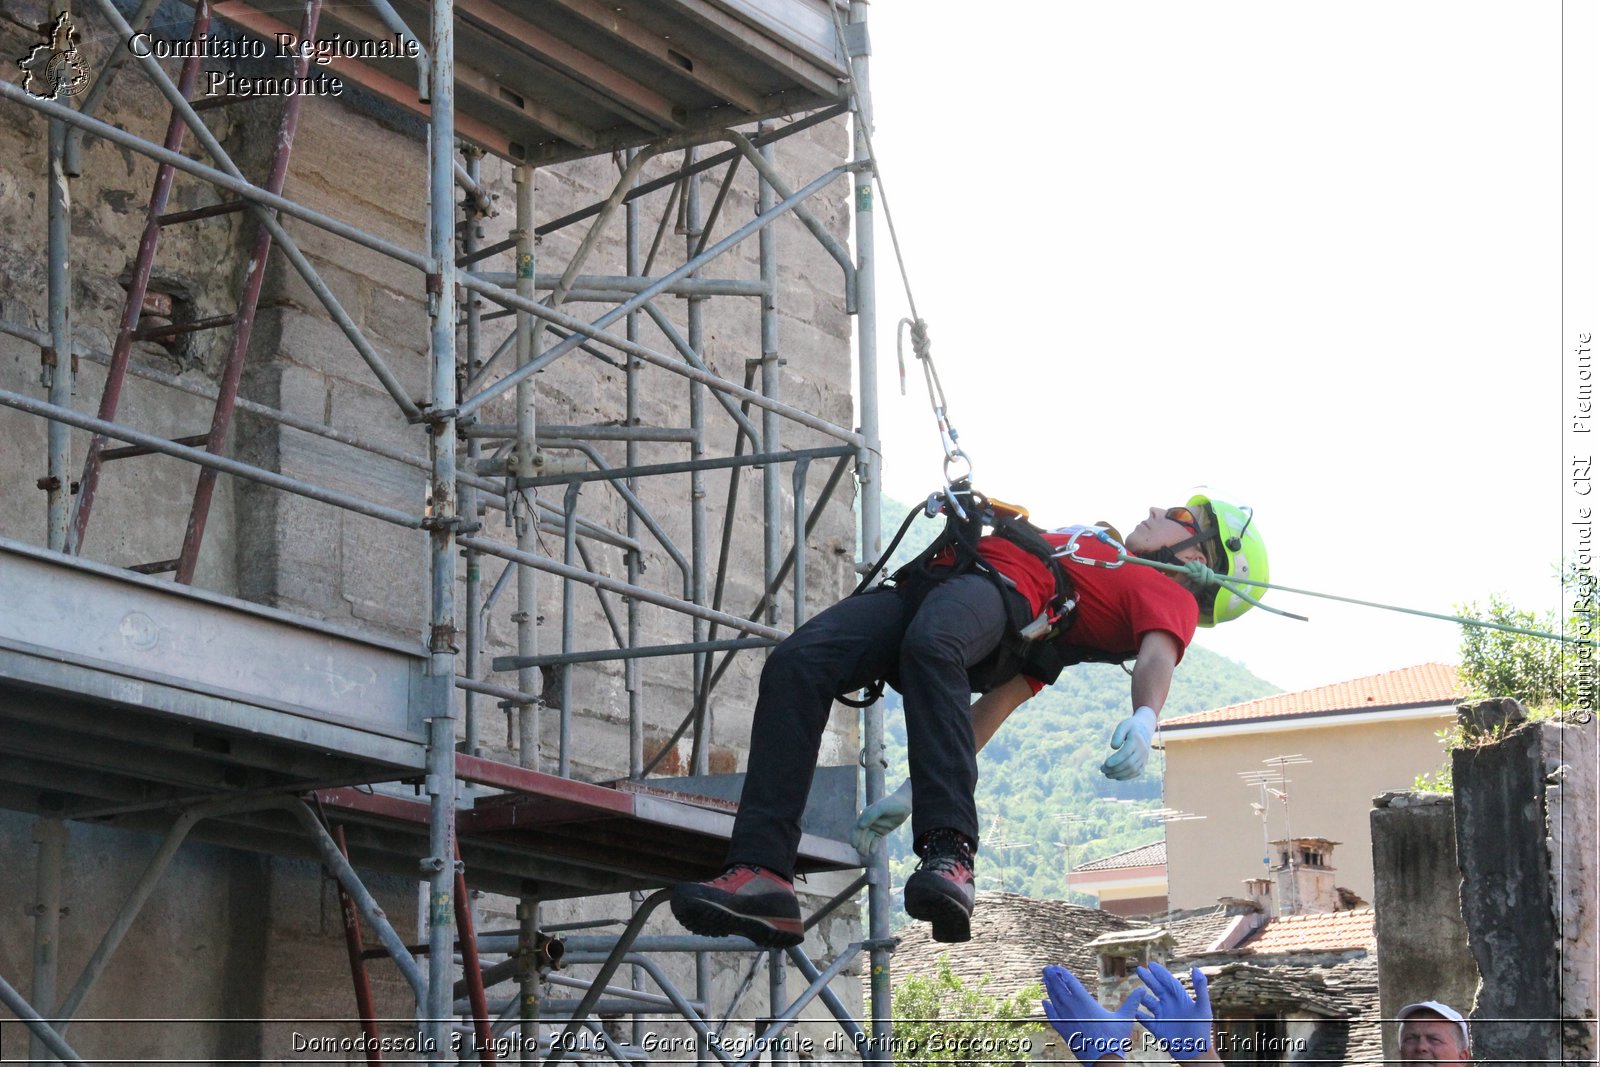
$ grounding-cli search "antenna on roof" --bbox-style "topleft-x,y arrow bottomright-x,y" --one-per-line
1237,754 -> 1313,912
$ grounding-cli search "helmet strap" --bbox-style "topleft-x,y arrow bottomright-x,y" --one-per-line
1136,525 -> 1216,567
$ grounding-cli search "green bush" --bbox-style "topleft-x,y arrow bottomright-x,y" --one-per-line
891,955 -> 1044,1067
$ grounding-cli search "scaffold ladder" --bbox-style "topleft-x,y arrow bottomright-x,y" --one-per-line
70,0 -> 322,584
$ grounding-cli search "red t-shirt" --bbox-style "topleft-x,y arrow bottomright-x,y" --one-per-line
974,528 -> 1198,692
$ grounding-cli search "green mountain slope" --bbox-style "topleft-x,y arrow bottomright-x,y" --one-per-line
865,496 -> 1280,908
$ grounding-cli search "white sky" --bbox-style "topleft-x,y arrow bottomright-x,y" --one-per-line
853,2 -> 1578,692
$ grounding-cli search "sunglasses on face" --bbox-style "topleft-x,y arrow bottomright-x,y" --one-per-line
1165,506 -> 1200,535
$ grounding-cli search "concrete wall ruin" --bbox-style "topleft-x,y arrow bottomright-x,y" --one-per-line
1370,712 -> 1598,1065
1369,790 -> 1479,1063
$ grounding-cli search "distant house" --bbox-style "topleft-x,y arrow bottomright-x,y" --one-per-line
1071,840 -> 1167,917
1160,663 -> 1464,910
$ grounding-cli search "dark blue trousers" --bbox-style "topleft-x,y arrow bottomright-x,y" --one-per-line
725,573 -> 1019,879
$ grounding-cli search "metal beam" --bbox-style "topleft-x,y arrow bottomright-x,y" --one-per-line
542,0 -> 767,114
455,0 -> 683,132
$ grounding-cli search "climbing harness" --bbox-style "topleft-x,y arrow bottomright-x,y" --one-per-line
840,480 -> 1121,704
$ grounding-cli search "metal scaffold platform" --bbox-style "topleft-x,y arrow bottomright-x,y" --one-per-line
0,0 -> 896,1061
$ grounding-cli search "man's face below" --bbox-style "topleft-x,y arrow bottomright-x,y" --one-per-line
1399,1015 -> 1469,1061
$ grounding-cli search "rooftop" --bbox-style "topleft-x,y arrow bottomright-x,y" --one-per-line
1162,663 -> 1464,730
1075,839 -> 1165,872
1202,954 -> 1382,1062
893,892 -> 1135,998
1234,907 -> 1376,956
1161,902 -> 1258,956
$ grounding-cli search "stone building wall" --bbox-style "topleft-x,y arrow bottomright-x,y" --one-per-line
0,1 -> 862,1059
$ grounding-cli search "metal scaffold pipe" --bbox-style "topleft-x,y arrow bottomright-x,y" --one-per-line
844,0 -> 893,1060
45,58 -> 73,553
513,161 -> 541,766
423,0 -> 459,1055
462,148 -> 486,758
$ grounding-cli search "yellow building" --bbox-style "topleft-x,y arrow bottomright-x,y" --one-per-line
1160,663 -> 1464,911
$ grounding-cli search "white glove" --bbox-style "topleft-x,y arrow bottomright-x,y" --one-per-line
850,779 -> 913,858
1101,706 -> 1158,781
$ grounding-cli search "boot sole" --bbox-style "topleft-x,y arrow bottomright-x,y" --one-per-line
671,890 -> 805,949
903,882 -> 973,943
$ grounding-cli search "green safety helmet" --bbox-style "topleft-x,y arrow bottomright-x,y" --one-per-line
1184,490 -> 1268,627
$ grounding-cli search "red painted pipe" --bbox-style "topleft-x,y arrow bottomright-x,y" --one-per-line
454,843 -> 498,1064
333,824 -> 384,1065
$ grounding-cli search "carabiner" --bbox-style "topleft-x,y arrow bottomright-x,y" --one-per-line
1058,526 -> 1123,569
942,447 -> 972,486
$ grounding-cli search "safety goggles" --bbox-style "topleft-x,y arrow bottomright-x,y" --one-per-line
1165,506 -> 1200,535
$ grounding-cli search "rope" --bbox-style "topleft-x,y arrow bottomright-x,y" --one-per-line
829,4 -> 919,323
1120,553 -> 1599,648
830,6 -> 970,486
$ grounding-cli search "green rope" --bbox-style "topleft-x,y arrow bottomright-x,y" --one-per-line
1120,555 -> 1599,648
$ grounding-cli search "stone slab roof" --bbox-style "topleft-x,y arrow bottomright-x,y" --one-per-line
895,894 -> 1382,1063
1161,903 -> 1255,955
1162,662 -> 1463,729
893,892 -> 1136,998
1198,954 -> 1383,1063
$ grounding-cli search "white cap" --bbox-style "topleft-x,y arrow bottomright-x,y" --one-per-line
1397,1001 -> 1469,1048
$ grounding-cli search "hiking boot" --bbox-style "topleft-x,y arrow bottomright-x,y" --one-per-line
671,865 -> 805,948
903,828 -> 976,943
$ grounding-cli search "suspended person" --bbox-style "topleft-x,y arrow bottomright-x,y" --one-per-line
670,491 -> 1268,947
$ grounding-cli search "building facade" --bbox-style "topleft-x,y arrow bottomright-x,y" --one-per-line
1161,663 -> 1463,910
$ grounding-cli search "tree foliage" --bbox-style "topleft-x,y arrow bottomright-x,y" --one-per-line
891,955 -> 1044,1067
1456,579 -> 1587,711
1417,573 -> 1592,791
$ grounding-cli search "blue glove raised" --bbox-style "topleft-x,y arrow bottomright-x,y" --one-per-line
1040,964 -> 1139,1063
1134,962 -> 1213,1061
850,779 -> 913,858
1100,706 -> 1157,781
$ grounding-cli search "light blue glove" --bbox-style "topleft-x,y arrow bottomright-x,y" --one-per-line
850,779 -> 912,858
1040,964 -> 1139,1063
1100,706 -> 1157,781
1134,962 -> 1213,1061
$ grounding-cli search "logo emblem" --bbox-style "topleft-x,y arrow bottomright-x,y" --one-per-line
19,12 -> 89,100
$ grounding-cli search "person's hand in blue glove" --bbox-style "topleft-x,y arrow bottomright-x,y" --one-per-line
850,779 -> 912,858
1040,964 -> 1140,1063
1134,962 -> 1215,1062
1100,706 -> 1157,781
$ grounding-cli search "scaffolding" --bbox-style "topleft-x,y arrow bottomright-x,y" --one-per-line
0,0 -> 893,1061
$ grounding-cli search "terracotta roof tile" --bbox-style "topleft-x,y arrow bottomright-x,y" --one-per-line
1075,839 -> 1165,872
1235,907 -> 1376,955
1163,663 -> 1463,729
